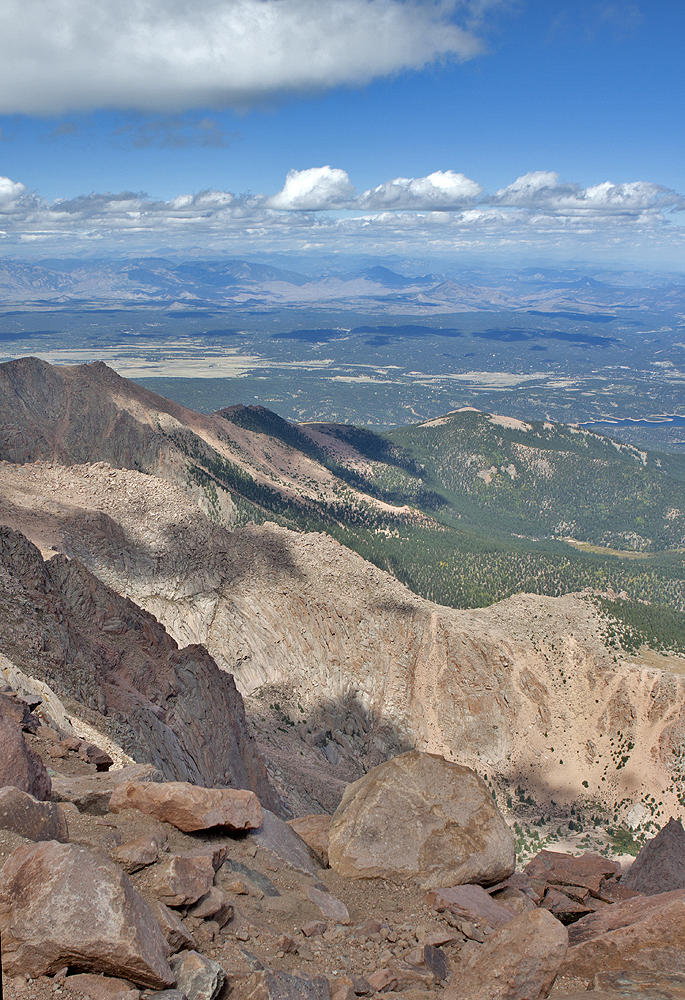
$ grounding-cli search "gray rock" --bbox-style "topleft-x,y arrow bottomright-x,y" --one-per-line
50,764 -> 164,815
0,786 -> 69,842
248,808 -> 322,877
623,818 -> 685,896
242,969 -> 331,1000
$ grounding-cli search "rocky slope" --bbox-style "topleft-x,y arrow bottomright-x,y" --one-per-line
2,457 -> 685,829
0,523 -> 277,811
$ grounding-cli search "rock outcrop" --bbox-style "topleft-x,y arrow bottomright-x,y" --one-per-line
622,817 -> 685,895
0,525 -> 278,811
327,751 -> 515,889
0,694 -> 51,800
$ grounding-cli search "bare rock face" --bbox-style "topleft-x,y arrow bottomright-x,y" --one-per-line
327,751 -> 515,889
562,887 -> 685,978
0,840 -> 174,988
239,968 -> 331,1000
0,695 -> 51,799
0,526 -> 278,812
0,785 -> 69,842
622,818 -> 685,895
108,780 -> 262,833
443,909 -> 568,1000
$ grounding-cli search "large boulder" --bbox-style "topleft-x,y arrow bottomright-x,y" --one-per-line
623,818 -> 685,895
0,785 -> 69,842
561,887 -> 685,979
109,780 -> 262,833
0,695 -> 51,799
327,751 -> 515,889
443,909 -> 568,1000
0,840 -> 174,988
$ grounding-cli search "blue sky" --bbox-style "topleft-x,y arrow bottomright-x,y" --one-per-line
0,0 -> 684,265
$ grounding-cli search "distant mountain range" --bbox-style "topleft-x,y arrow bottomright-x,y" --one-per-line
1,256 -> 683,313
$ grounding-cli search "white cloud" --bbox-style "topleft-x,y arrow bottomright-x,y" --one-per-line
0,176 -> 32,212
357,170 -> 483,210
0,168 -> 683,269
266,167 -> 356,210
491,171 -> 683,216
0,0 -> 486,115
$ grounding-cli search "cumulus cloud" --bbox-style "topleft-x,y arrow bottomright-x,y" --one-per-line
490,171 -> 683,216
0,167 -> 682,267
0,0 -> 486,115
357,170 -> 483,210
266,167 -> 356,210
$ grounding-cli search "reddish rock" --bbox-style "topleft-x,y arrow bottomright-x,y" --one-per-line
150,900 -> 197,954
540,887 -> 596,923
562,887 -> 685,978
0,840 -> 174,988
109,780 -> 262,833
150,853 -> 216,906
188,887 -> 234,927
170,950 -> 225,1000
63,972 -> 139,999
524,850 -> 621,897
366,969 -> 398,993
429,884 -> 517,929
623,818 -> 685,896
594,877 -> 641,904
328,751 -> 515,889
0,786 -> 68,842
443,909 -> 568,1000
301,921 -> 327,937
490,887 -> 538,915
307,886 -> 350,924
0,696 -> 51,800
287,815 -> 331,866
112,834 -> 161,874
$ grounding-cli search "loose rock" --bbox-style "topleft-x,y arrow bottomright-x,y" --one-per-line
170,950 -> 226,1000
562,887 -> 685,978
149,852 -> 216,907
443,908 -> 568,1000
0,840 -> 174,988
0,785 -> 69,842
109,780 -> 262,833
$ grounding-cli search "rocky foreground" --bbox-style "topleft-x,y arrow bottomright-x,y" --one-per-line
3,689 -> 685,1000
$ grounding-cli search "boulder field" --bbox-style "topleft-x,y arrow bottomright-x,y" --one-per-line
3,701 -> 685,1000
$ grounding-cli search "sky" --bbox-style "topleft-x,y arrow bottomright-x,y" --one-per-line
0,0 -> 684,267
